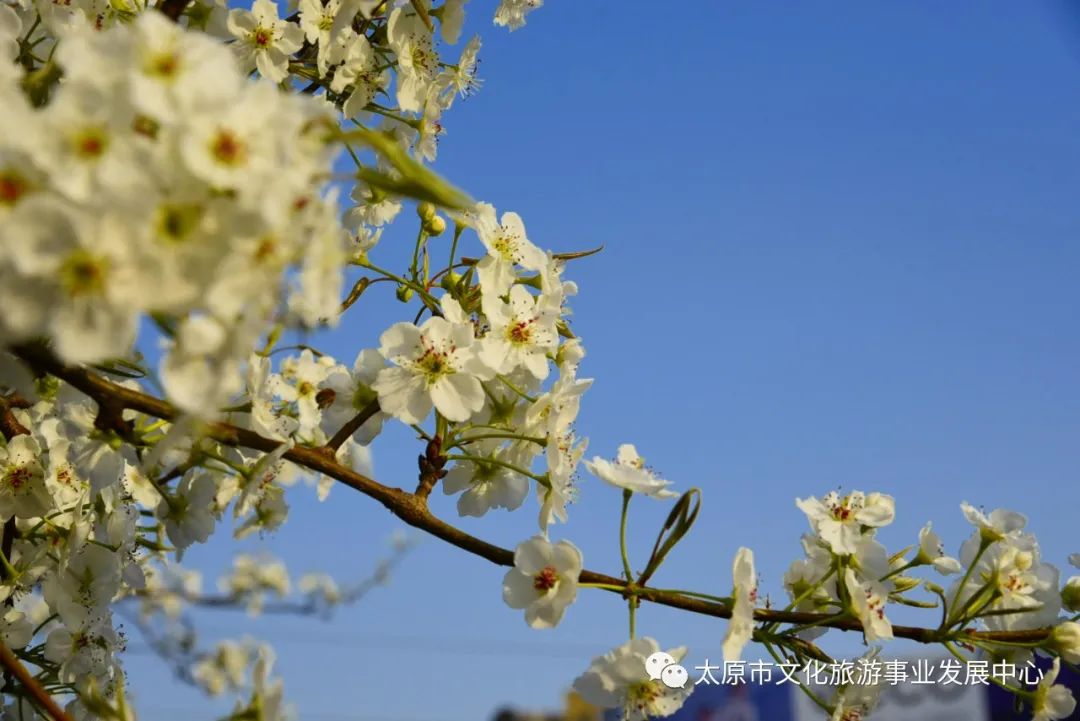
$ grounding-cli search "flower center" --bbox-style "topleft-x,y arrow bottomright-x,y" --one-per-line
492,233 -> 520,263
828,495 -> 861,522
155,203 -> 203,244
533,566 -> 558,592
71,127 -> 109,160
506,320 -> 533,345
0,170 -> 32,207
625,680 -> 663,715
147,51 -> 181,78
5,466 -> 30,491
210,129 -> 247,167
252,26 -> 274,48
59,250 -> 107,297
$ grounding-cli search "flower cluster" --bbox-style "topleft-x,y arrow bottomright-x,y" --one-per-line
0,1 -> 1075,721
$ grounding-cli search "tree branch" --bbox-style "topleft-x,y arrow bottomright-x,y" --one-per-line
325,399 -> 381,452
0,643 -> 73,721
157,0 -> 192,22
9,344 -> 1054,647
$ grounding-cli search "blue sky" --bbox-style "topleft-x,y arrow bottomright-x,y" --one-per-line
126,2 -> 1080,719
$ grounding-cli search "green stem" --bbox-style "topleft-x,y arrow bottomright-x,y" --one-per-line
947,539 -> 991,627
619,489 -> 633,583
444,454 -> 546,483
452,432 -> 547,447
497,375 -> 537,403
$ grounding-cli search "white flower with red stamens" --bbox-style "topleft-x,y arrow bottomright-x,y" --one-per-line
373,300 -> 494,424
227,0 -> 303,84
844,568 -> 893,642
480,285 -> 558,380
502,535 -> 581,628
0,435 -> 53,521
796,490 -> 895,555
473,203 -> 547,298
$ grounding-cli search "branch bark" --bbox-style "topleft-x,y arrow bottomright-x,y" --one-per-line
9,344 -> 1054,647
0,643 -> 73,721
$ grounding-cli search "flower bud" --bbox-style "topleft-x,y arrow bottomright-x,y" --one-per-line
425,215 -> 447,236
395,285 -> 414,303
892,576 -> 920,594
417,202 -> 436,222
923,580 -> 945,596
439,271 -> 463,292
1062,576 -> 1080,612
1050,622 -> 1080,664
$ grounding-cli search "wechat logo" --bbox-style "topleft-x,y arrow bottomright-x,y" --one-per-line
645,651 -> 689,689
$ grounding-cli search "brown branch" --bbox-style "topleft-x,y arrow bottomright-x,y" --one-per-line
9,344 -> 1055,647
157,0 -> 191,21
0,401 -> 29,441
0,643 -> 73,721
324,399 -> 381,452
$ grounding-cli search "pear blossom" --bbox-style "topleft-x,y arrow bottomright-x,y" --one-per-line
573,637 -> 692,720
951,531 -> 1060,632
783,545 -> 837,640
443,440 -> 531,517
480,285 -> 558,379
502,535 -> 582,629
0,609 -> 33,650
432,0 -> 466,44
159,472 -> 217,554
274,349 -> 334,438
722,547 -> 757,662
915,522 -> 962,575
227,0 -> 304,83
539,431 -> 586,531
0,435 -> 53,520
795,490 -> 895,556
330,34 -> 390,119
828,650 -> 885,721
298,0 -> 354,76
1,197 -> 139,363
494,0 -> 543,31
438,35 -> 482,106
318,349 -> 388,445
244,354 -> 300,441
125,11 -> 240,121
1032,658 -> 1077,721
387,7 -> 439,112
193,640 -> 250,696
844,568 -> 893,642
373,304 -> 495,424
44,616 -> 119,684
472,203 -> 547,298
585,444 -> 676,499
961,502 -> 1027,543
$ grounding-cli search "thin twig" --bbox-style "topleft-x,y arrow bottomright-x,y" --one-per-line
0,642 -> 73,721
325,400 -> 381,452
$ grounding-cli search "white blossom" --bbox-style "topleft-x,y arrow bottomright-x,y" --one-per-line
502,535 -> 581,629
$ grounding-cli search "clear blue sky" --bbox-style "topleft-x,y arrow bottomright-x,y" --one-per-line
127,2 -> 1080,719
